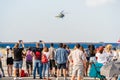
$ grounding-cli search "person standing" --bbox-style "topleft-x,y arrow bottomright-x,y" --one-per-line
68,44 -> 86,80
33,40 -> 45,79
6,46 -> 13,77
49,43 -> 56,77
26,47 -> 33,76
13,40 -> 24,80
0,51 -> 5,77
42,47 -> 51,80
55,43 -> 68,80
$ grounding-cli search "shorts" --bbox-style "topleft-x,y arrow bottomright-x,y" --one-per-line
7,57 -> 13,65
50,59 -> 55,70
14,60 -> 23,69
86,57 -> 90,62
72,65 -> 84,77
26,61 -> 33,69
57,63 -> 66,69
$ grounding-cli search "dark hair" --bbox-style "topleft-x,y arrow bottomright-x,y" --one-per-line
63,44 -> 67,49
59,43 -> 63,48
76,43 -> 80,48
50,43 -> 54,47
88,44 -> 95,50
28,47 -> 32,51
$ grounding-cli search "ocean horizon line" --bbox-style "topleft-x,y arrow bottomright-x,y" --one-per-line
0,41 -> 119,44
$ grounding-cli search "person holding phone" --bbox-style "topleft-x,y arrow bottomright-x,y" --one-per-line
33,40 -> 45,79
13,40 -> 24,80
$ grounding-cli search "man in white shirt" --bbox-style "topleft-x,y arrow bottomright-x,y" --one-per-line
96,46 -> 107,65
68,44 -> 86,80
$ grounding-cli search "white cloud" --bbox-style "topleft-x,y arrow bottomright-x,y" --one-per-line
85,0 -> 116,7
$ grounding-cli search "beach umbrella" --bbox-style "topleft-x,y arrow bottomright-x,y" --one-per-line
100,60 -> 120,77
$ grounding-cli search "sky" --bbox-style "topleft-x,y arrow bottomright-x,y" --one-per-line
0,0 -> 120,42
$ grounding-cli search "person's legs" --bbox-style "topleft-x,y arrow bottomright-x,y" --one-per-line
51,60 -> 56,76
30,62 -> 33,75
77,66 -> 84,80
62,63 -> 67,80
63,69 -> 66,78
71,75 -> 76,80
46,62 -> 50,79
71,65 -> 77,80
56,64 -> 61,80
33,60 -> 37,79
26,61 -> 30,76
0,61 -> 5,77
13,61 -> 19,80
18,61 -> 23,79
7,64 -> 10,77
77,76 -> 83,80
10,64 -> 13,77
42,63 -> 46,78
56,69 -> 60,80
39,61 -> 43,79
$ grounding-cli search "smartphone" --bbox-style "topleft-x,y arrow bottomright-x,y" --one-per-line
19,40 -> 22,42
39,40 -> 42,42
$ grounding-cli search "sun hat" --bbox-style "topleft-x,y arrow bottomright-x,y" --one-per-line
6,46 -> 10,49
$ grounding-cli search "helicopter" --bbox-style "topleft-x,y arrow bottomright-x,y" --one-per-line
55,10 -> 65,18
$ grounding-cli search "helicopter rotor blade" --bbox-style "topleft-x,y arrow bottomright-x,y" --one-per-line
60,10 -> 64,14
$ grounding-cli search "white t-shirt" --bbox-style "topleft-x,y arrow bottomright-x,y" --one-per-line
70,49 -> 86,66
6,50 -> 13,58
96,52 -> 107,64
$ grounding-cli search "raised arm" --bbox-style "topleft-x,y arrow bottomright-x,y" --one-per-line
39,40 -> 45,48
20,40 -> 24,48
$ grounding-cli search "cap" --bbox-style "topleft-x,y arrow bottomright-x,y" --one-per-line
6,46 -> 10,49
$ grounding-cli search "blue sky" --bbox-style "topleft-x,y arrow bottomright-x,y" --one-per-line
0,0 -> 120,42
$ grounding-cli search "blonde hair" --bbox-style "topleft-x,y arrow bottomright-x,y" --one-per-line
105,44 -> 112,52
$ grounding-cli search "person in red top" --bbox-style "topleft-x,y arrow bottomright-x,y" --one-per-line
32,41 -> 45,79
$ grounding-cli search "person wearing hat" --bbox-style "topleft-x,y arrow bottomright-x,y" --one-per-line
6,46 -> 13,77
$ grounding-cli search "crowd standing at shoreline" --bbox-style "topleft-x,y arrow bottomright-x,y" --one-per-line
0,40 -> 120,80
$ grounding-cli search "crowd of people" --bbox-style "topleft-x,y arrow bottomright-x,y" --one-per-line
0,40 -> 120,80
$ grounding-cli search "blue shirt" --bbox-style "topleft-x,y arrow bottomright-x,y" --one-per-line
55,48 -> 68,64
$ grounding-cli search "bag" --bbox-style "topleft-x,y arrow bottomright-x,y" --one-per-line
35,51 -> 41,59
26,51 -> 32,61
41,54 -> 48,63
89,62 -> 105,79
21,69 -> 26,77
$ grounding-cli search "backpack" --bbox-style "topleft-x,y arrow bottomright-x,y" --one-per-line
26,50 -> 32,61
35,51 -> 41,60
41,54 -> 48,63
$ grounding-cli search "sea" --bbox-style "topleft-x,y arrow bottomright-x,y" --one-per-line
0,42 -> 120,49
